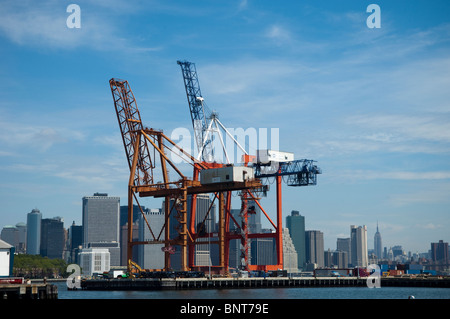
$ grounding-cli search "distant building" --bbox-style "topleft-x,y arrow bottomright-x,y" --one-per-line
40,217 -> 66,259
26,209 -> 42,255
119,204 -> 141,265
78,248 -> 110,277
68,221 -> 83,264
120,222 -> 139,266
283,228 -> 298,273
82,193 -> 120,245
286,211 -> 306,270
350,225 -> 368,267
138,208 -> 165,270
87,242 -> 120,266
337,238 -> 351,266
305,230 -> 324,268
1,225 -> 19,251
431,240 -> 449,264
15,223 -> 27,254
332,250 -> 348,268
251,237 -> 275,266
162,194 -> 216,270
374,222 -> 382,260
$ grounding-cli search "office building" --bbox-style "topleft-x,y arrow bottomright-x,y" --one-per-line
283,228 -> 298,273
337,238 -> 351,266
78,248 -> 110,277
431,240 -> 449,264
350,225 -> 368,267
332,250 -> 348,268
251,236 -> 275,266
1,226 -> 19,251
26,208 -> 42,255
120,222 -> 139,266
286,210 -> 306,270
163,194 -> 216,270
82,193 -> 120,245
2,223 -> 27,254
68,221 -> 83,264
15,223 -> 27,254
305,230 -> 324,268
87,242 -> 120,266
374,222 -> 382,260
138,208 -> 165,269
40,217 -> 66,259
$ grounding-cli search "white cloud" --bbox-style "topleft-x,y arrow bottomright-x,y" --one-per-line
0,0 -> 159,52
265,24 -> 292,43
348,114 -> 450,144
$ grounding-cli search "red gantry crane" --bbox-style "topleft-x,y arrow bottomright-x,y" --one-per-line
110,62 -> 321,275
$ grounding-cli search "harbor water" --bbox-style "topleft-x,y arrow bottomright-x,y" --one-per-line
54,281 -> 450,299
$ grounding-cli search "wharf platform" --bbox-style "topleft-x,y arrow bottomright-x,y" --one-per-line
79,276 -> 450,291
0,282 -> 58,299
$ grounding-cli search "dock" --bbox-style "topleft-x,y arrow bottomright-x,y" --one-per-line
0,282 -> 58,299
79,276 -> 450,291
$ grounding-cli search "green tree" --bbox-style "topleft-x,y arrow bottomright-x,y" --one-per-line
13,254 -> 69,279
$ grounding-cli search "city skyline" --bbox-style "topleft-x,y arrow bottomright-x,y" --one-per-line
0,1 -> 449,254
1,202 -> 444,257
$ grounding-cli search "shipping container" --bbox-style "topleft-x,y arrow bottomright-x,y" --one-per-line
200,166 -> 254,184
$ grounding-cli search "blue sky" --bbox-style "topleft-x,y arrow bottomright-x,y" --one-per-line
0,0 -> 449,254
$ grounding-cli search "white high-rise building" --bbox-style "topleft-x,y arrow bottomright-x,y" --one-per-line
283,228 -> 298,273
78,248 -> 110,277
350,225 -> 368,267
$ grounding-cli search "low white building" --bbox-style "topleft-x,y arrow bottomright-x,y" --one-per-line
78,248 -> 110,277
0,239 -> 14,277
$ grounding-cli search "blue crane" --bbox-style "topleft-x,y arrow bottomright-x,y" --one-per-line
177,60 -> 213,162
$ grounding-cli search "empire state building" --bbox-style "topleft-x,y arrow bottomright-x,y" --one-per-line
374,222 -> 383,260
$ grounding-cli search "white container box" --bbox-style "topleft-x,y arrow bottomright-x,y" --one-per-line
256,149 -> 294,164
200,166 -> 254,184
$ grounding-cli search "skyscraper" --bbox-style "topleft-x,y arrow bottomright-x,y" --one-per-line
350,225 -> 368,267
40,217 -> 66,259
68,221 -> 83,264
286,210 -> 306,270
305,230 -> 324,268
82,193 -> 120,245
26,208 -> 42,255
337,237 -> 351,266
431,240 -> 449,264
374,222 -> 382,260
82,193 -> 120,266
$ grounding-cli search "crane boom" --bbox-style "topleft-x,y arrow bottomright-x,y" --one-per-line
109,78 -> 154,185
177,60 -> 213,162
